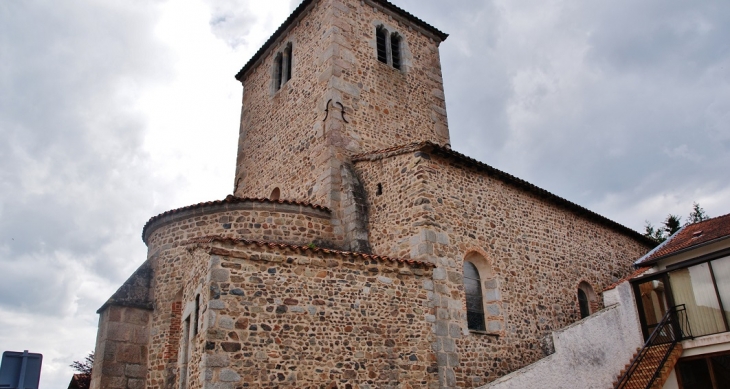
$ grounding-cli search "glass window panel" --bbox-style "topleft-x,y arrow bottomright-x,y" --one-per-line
464,262 -> 479,280
712,354 -> 730,388
670,264 -> 726,337
711,256 -> 730,328
678,359 -> 713,389
578,289 -> 590,319
637,279 -> 668,335
467,310 -> 486,331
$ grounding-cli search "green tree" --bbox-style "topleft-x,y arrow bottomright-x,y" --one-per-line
70,352 -> 94,389
663,214 -> 682,236
687,202 -> 709,224
644,202 -> 709,243
643,221 -> 666,243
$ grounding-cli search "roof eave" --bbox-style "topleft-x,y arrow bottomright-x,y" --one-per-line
635,234 -> 730,267
234,0 -> 448,82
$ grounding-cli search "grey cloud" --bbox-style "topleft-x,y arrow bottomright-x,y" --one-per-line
0,0 -> 171,314
390,0 -> 730,228
204,0 -> 260,48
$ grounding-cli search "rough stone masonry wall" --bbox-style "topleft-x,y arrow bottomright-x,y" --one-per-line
234,0 -> 450,207
91,306 -> 151,389
187,241 -> 436,389
324,0 -> 450,151
142,202 -> 334,389
233,0 -> 332,204
355,151 -> 653,388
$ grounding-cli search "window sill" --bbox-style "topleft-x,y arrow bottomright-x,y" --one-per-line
469,330 -> 500,338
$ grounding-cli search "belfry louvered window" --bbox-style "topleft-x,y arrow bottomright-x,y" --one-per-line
273,42 -> 293,91
464,261 -> 486,331
376,25 -> 403,70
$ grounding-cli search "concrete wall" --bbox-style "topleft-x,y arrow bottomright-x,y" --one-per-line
479,281 -> 644,389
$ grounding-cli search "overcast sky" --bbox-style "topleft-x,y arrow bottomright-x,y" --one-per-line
1,0 -> 728,386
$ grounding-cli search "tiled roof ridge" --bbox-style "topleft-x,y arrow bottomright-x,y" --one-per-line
186,235 -> 436,268
234,0 -> 448,81
142,195 -> 330,242
635,212 -> 730,265
353,141 -> 656,246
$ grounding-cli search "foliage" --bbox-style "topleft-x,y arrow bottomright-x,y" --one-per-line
644,202 -> 710,243
687,202 -> 709,224
70,352 -> 94,389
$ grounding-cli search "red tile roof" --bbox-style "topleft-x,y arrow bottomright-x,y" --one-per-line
636,213 -> 730,265
354,141 -> 656,247
187,235 -> 436,268
142,195 -> 329,241
603,267 -> 652,291
235,0 -> 448,81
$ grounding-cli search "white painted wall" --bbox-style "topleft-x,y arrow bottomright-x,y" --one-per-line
480,281 -> 644,389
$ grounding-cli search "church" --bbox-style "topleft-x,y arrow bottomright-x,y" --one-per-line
89,1 -> 656,388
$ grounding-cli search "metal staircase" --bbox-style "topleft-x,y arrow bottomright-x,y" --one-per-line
614,305 -> 692,389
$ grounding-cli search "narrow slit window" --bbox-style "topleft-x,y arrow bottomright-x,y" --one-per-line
376,27 -> 388,64
274,53 -> 283,90
284,43 -> 293,83
578,289 -> 590,319
390,34 -> 401,70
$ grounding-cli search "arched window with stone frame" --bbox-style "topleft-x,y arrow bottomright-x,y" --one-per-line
577,281 -> 598,319
463,251 -> 504,335
375,25 -> 405,71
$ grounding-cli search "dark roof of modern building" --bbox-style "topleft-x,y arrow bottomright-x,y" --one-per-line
635,213 -> 730,265
235,0 -> 448,81
188,235 -> 436,268
142,195 -> 330,242
353,141 -> 657,247
97,260 -> 153,313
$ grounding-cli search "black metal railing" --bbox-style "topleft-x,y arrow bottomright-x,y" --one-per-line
615,305 -> 692,389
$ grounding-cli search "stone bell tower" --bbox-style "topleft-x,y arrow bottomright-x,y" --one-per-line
232,0 -> 449,251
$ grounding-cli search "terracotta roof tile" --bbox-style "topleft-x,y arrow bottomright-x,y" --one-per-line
187,235 -> 436,268
354,141 -> 656,247
636,213 -> 730,265
603,267 -> 651,291
235,0 -> 448,81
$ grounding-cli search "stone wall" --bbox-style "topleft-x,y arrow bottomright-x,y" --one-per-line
142,199 -> 335,389
182,240 -> 436,389
354,148 -> 653,387
91,306 -> 151,389
234,0 -> 450,208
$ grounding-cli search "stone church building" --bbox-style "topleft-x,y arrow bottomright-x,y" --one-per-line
90,0 -> 656,388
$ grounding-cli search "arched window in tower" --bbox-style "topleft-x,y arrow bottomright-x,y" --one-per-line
272,43 -> 293,92
577,281 -> 597,319
375,25 -> 405,70
390,33 -> 402,70
376,26 -> 388,64
464,261 -> 486,331
270,187 -> 281,201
